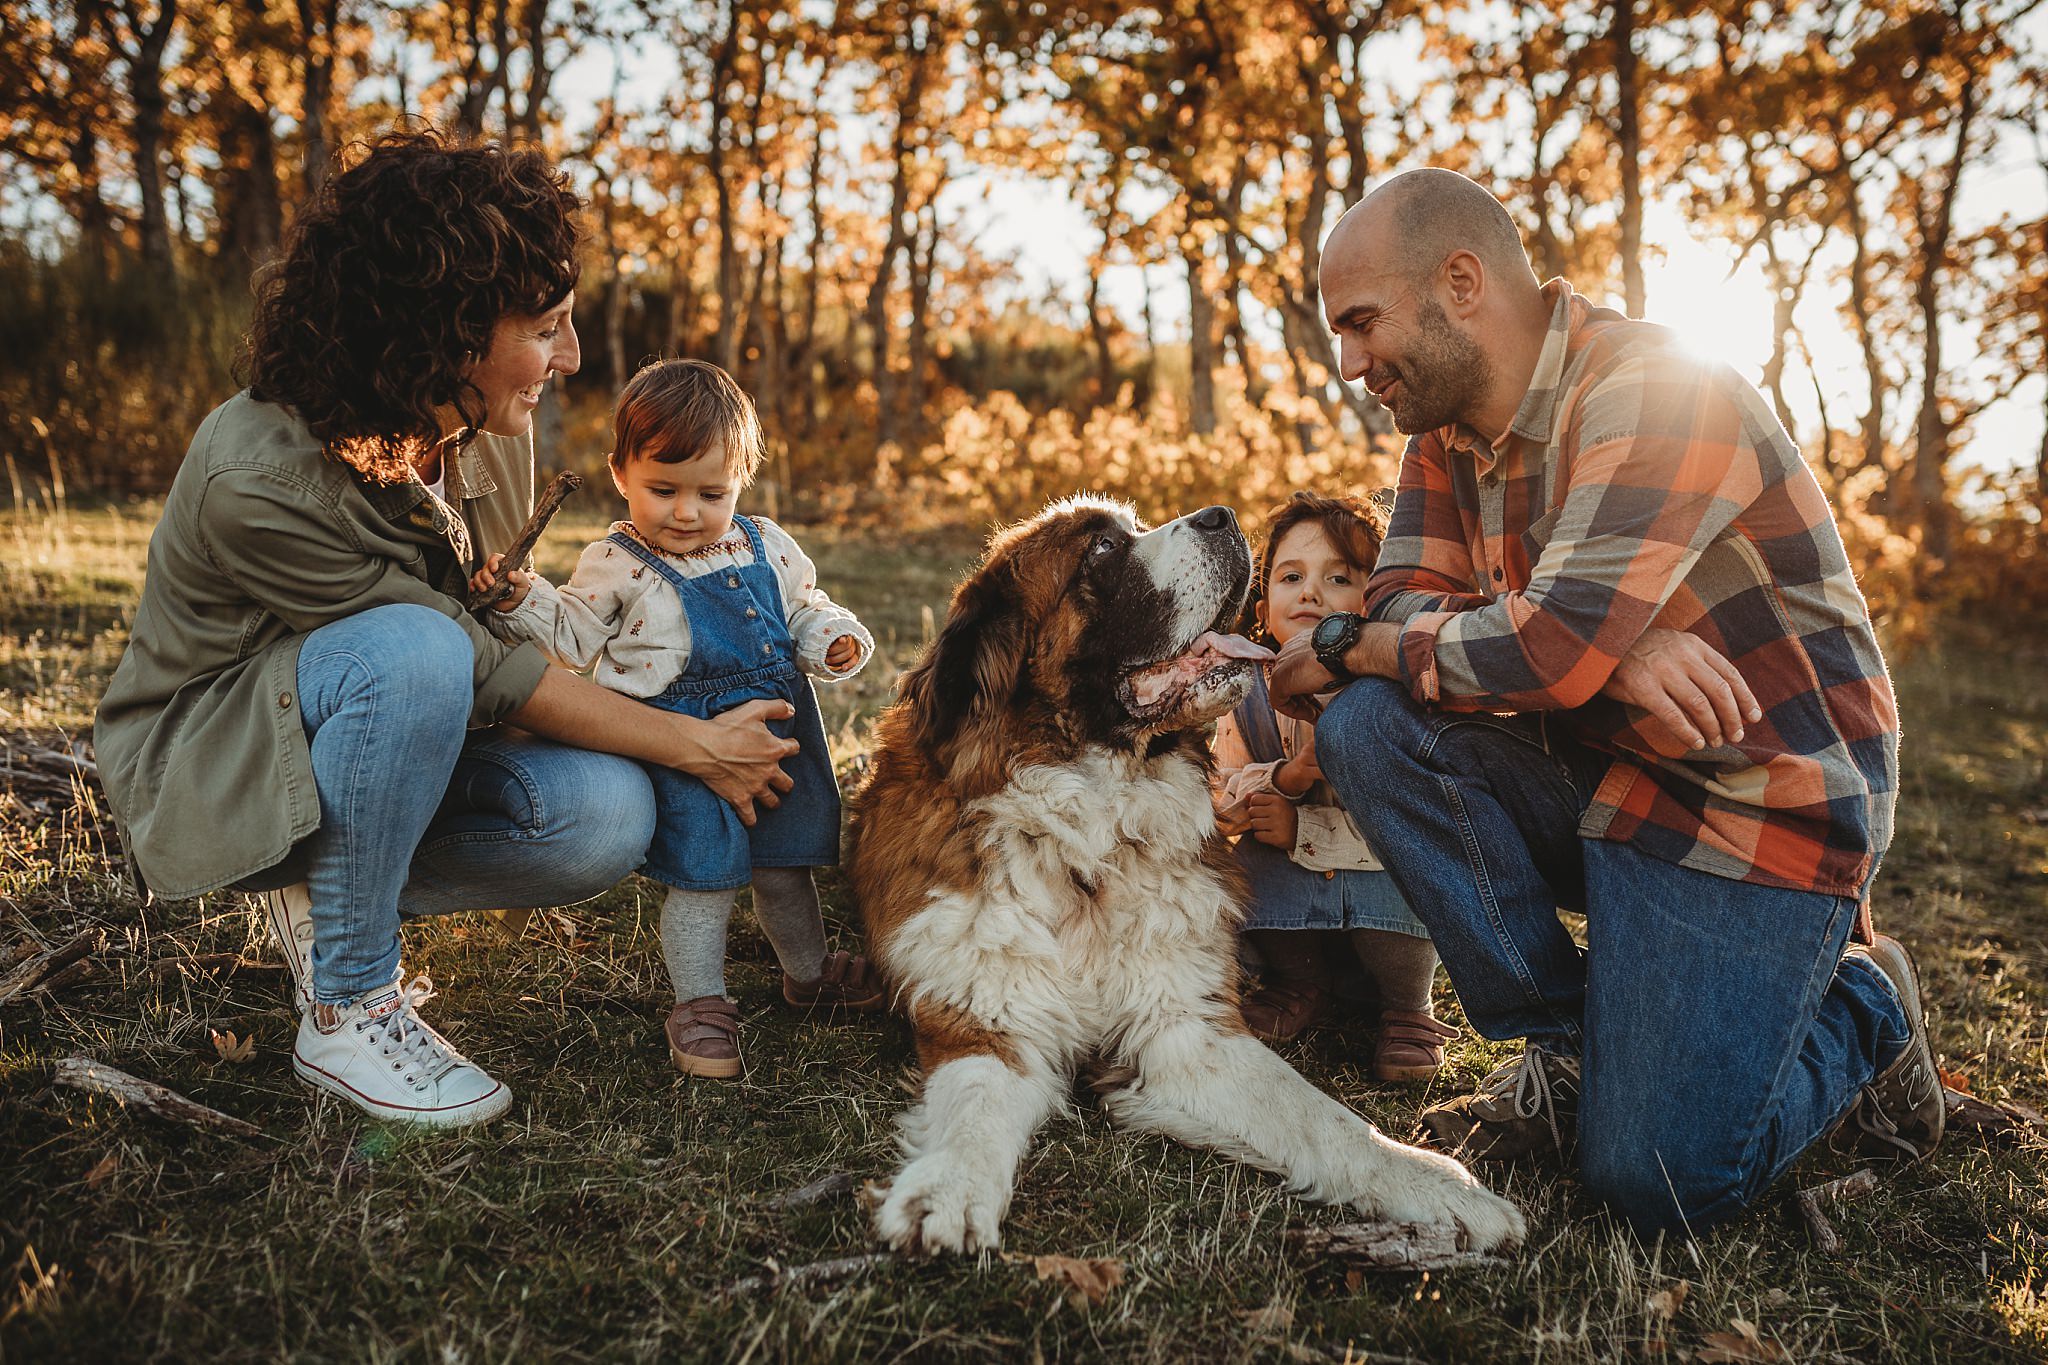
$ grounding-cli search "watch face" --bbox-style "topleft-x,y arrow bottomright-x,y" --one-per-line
1312,613 -> 1349,652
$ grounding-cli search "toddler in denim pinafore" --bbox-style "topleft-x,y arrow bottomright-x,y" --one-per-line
474,359 -> 886,1079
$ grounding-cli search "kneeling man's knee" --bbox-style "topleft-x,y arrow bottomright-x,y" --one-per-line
1578,1126 -> 1751,1238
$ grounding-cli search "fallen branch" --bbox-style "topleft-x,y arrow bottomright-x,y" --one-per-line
1944,1086 -> 2047,1143
760,1170 -> 855,1212
1792,1167 -> 1879,1253
148,954 -> 291,982
714,1253 -> 893,1298
1286,1221 -> 1506,1272
468,471 -> 581,611
51,1056 -> 267,1139
0,931 -> 100,1007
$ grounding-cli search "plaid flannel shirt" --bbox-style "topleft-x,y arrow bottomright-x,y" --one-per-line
1364,280 -> 1899,900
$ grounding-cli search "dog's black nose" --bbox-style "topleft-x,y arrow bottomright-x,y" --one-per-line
1191,505 -> 1235,533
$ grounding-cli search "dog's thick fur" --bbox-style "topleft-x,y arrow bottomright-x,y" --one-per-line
848,497 -> 1524,1256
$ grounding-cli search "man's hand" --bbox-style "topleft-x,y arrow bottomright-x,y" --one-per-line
690,699 -> 800,825
468,553 -> 532,612
1602,627 -> 1762,752
825,633 -> 863,671
1247,791 -> 1299,849
1268,631 -> 1338,723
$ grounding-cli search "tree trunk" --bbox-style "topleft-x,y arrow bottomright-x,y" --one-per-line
1185,235 -> 1218,436
905,203 -> 938,433
1612,0 -> 1644,317
1841,181 -> 1887,474
295,0 -> 337,194
512,0 -> 553,142
1907,72 -> 1979,561
124,0 -> 178,269
863,23 -> 930,453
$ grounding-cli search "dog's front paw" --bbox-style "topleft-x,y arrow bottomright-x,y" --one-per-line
1358,1148 -> 1526,1253
872,1152 -> 1009,1255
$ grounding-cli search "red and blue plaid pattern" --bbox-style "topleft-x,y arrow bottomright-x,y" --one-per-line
1365,281 -> 1899,899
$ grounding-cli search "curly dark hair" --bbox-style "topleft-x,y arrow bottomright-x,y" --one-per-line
241,128 -> 583,484
1240,490 -> 1394,643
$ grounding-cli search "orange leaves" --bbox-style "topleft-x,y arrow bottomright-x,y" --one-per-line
1011,1252 -> 1125,1309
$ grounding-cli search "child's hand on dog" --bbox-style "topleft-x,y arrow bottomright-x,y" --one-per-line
469,553 -> 533,612
1247,791 -> 1298,849
825,633 -> 863,670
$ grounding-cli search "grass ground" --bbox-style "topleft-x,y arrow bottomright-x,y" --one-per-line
3,502 -> 2046,1364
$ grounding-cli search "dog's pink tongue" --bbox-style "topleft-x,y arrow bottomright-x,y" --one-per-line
1192,631 -> 1275,662
1129,632 -> 1275,708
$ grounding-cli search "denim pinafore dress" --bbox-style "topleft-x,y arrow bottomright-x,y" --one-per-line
1231,668 -> 1427,938
608,516 -> 840,891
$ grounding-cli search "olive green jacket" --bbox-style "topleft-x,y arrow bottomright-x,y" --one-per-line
93,392 -> 551,900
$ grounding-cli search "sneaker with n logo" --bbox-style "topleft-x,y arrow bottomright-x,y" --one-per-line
1419,1044 -> 1581,1163
1827,934 -> 1945,1161
292,974 -> 511,1127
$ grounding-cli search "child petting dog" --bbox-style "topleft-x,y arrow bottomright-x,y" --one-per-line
472,358 -> 882,1078
1212,492 -> 1458,1082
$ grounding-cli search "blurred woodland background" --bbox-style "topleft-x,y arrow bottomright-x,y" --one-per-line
2,0 -> 2046,640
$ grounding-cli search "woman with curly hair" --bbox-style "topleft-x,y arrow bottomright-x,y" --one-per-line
94,131 -> 798,1127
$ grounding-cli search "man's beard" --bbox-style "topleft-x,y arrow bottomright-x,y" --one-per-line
1379,298 -> 1493,435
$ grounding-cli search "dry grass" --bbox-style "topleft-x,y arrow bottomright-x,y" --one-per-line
2,503 -> 2045,1364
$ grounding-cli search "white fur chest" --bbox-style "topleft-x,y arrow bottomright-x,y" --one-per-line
892,748 -> 1240,1063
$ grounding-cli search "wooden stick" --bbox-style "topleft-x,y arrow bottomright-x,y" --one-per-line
759,1170 -> 855,1211
715,1253 -> 893,1298
0,931 -> 99,1007
1286,1221 -> 1506,1271
469,471 -> 581,611
1793,1167 -> 1879,1252
51,1056 -> 266,1139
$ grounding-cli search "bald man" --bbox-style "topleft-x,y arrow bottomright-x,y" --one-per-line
1269,169 -> 1937,1238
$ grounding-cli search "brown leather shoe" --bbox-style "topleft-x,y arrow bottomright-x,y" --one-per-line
666,996 -> 742,1078
782,950 -> 886,1012
1241,978 -> 1328,1043
1373,1009 -> 1460,1083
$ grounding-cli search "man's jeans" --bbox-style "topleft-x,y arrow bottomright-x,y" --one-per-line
287,604 -> 656,1006
1317,677 -> 1907,1236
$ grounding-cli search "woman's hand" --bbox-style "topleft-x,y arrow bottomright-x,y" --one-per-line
1602,627 -> 1761,752
677,700 -> 800,826
825,634 -> 864,671
1247,791 -> 1299,849
469,553 -> 532,612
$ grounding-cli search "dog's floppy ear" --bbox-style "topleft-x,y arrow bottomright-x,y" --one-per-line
900,561 -> 1030,757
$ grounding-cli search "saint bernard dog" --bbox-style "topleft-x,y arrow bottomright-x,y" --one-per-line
848,496 -> 1524,1256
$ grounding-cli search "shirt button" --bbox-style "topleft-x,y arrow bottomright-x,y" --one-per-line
277,691 -> 293,709
1493,568 -> 1505,582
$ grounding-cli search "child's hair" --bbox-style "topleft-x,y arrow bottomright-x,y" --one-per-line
1240,490 -> 1394,640
610,358 -> 766,482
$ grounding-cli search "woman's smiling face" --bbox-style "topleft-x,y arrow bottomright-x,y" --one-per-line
466,294 -> 581,438
1256,521 -> 1368,646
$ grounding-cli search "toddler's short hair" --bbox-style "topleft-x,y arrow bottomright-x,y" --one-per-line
610,358 -> 765,482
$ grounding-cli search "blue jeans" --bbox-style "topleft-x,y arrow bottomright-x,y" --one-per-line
287,605 -> 656,1006
1316,677 -> 1907,1236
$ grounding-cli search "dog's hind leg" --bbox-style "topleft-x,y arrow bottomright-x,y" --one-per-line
875,1037 -> 1062,1256
1099,1016 -> 1526,1252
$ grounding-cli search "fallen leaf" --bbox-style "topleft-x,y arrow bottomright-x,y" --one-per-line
1028,1253 -> 1124,1308
1645,1280 -> 1690,1323
209,1029 -> 255,1064
1939,1066 -> 1973,1094
1238,1301 -> 1295,1333
1695,1319 -> 1794,1363
84,1152 -> 120,1189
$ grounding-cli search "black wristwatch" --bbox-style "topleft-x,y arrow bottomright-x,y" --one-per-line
1311,611 -> 1365,683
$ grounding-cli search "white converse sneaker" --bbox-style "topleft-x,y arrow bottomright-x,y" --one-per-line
259,882 -> 316,1014
291,974 -> 512,1127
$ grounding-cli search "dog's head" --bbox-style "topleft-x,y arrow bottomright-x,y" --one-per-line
898,496 -> 1261,768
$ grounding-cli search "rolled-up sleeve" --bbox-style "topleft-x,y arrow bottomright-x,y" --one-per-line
199,467 -> 549,727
